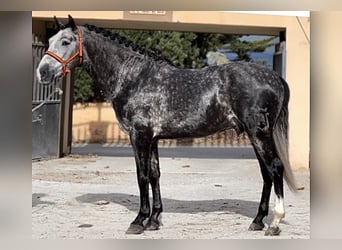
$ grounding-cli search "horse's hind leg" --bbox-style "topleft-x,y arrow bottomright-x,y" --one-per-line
145,139 -> 163,230
248,132 -> 285,236
266,156 -> 285,236
126,129 -> 152,234
248,149 -> 272,231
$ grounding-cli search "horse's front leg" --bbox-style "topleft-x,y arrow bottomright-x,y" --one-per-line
145,139 -> 163,230
126,129 -> 152,234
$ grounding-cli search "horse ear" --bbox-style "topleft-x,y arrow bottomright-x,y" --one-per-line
68,15 -> 77,31
54,16 -> 65,30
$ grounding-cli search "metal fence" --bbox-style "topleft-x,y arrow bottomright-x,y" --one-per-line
159,130 -> 250,147
102,128 -> 251,147
32,34 -> 63,159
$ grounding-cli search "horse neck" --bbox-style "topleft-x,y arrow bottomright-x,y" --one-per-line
81,27 -> 154,98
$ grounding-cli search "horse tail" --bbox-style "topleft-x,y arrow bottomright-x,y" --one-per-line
273,78 -> 297,191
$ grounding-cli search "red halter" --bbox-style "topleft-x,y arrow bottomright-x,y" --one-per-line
45,27 -> 83,76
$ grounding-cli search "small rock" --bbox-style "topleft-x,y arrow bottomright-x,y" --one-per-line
181,165 -> 191,168
78,224 -> 93,228
95,200 -> 110,205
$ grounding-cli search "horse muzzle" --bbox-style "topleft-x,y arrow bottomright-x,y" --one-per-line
37,63 -> 57,85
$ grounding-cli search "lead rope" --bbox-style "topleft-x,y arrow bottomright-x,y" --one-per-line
32,87 -> 63,113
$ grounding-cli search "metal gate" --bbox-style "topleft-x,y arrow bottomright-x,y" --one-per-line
273,31 -> 286,79
32,34 -> 63,160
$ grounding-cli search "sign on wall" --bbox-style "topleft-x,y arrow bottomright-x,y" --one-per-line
123,11 -> 172,22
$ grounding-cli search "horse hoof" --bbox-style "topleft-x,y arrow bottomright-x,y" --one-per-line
126,224 -> 144,234
145,220 -> 160,231
248,222 -> 264,231
264,226 -> 281,236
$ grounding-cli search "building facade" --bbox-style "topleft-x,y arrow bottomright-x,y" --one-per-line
32,11 -> 310,169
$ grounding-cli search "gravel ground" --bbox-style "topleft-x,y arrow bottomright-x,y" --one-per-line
32,154 -> 310,239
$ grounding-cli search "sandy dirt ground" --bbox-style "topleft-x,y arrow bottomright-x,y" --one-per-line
32,154 -> 309,239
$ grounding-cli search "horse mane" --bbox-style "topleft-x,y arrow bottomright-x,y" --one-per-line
83,24 -> 176,66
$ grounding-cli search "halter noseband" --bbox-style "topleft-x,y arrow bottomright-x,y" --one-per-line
45,27 -> 83,76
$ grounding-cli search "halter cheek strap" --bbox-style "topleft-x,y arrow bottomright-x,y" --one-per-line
45,27 -> 83,76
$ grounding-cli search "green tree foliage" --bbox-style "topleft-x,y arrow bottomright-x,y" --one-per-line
193,33 -> 239,65
73,68 -> 93,102
223,36 -> 275,61
114,29 -> 237,68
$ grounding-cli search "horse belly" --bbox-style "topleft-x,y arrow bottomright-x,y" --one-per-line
156,102 -> 236,139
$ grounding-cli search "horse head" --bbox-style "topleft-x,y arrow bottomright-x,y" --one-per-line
36,15 -> 83,84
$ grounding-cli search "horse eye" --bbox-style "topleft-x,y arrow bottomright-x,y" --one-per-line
62,40 -> 70,46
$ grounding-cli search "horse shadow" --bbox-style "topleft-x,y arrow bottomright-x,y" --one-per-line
32,193 -> 55,207
75,192 -> 272,223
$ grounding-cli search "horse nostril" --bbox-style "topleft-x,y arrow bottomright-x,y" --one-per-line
39,64 -> 49,79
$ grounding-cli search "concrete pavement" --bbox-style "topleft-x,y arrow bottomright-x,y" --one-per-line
32,147 -> 310,239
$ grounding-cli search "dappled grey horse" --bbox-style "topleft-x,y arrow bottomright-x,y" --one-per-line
37,15 -> 296,236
